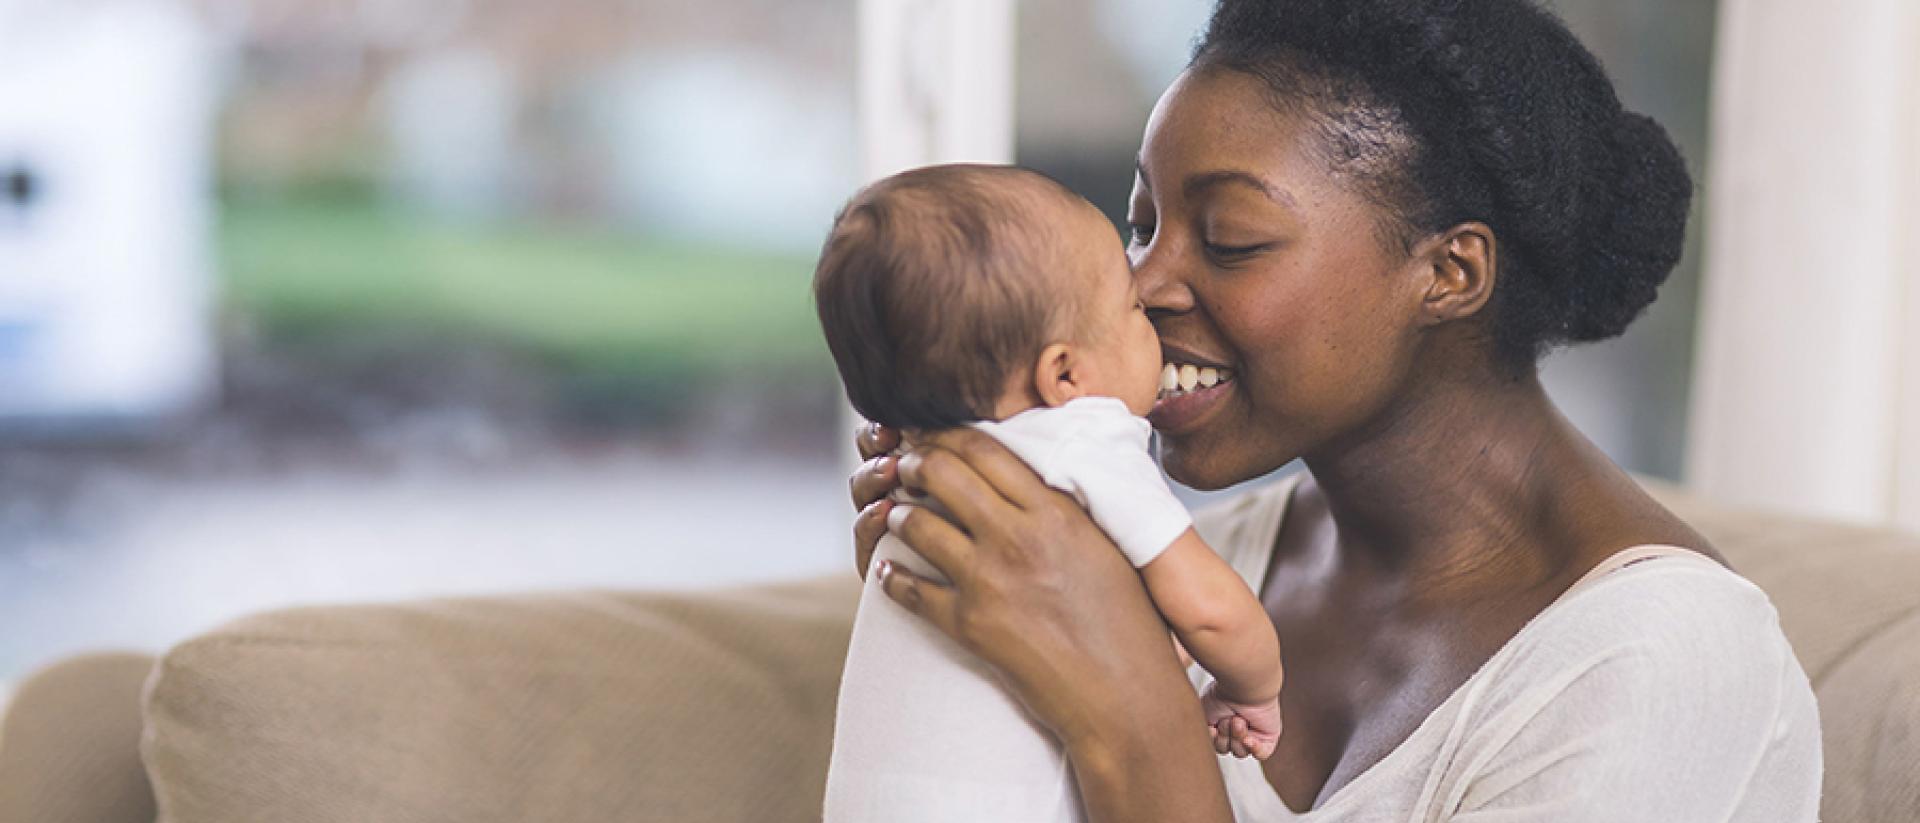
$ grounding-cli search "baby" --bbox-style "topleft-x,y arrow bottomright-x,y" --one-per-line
815,164 -> 1283,822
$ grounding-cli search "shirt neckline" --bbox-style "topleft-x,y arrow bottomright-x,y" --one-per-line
1224,473 -> 1711,817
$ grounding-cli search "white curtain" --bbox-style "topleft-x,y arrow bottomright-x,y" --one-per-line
857,0 -> 1015,182
842,0 -> 1017,473
1688,0 -> 1920,532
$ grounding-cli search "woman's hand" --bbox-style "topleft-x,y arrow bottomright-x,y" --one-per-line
848,421 -> 903,580
851,425 -> 1233,821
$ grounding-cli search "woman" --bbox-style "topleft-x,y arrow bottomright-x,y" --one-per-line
846,0 -> 1822,820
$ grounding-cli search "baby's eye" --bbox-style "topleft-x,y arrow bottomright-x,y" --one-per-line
1127,223 -> 1155,244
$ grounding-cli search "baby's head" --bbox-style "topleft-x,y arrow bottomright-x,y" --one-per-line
813,164 -> 1161,430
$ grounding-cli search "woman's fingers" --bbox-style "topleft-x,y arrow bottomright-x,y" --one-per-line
875,558 -> 960,640
887,504 -> 975,587
850,455 -> 899,511
917,428 -> 1057,509
853,498 -> 892,580
896,446 -> 1017,534
857,421 -> 901,461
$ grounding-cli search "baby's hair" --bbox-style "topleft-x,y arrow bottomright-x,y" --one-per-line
813,164 -> 1084,431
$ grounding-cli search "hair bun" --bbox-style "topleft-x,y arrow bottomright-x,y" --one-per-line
1560,111 -> 1692,343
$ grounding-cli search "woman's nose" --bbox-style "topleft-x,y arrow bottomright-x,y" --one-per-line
1132,245 -> 1193,317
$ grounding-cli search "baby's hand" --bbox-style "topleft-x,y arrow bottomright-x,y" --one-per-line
1200,682 -> 1282,761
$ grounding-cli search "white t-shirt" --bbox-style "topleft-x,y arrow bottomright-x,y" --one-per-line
826,397 -> 1195,823
1191,474 -> 1824,822
965,396 -> 1193,567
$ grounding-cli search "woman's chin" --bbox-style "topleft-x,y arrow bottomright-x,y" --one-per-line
1159,426 -> 1298,493
1157,441 -> 1235,492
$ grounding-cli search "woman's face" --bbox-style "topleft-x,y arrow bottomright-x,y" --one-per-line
1133,67 -> 1431,490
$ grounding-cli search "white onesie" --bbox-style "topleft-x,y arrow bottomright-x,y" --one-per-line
823,396 -> 1194,823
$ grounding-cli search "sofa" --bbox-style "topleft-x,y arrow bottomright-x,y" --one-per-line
2,481 -> 1917,822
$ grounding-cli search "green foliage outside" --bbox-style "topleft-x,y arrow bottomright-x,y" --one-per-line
218,197 -> 832,382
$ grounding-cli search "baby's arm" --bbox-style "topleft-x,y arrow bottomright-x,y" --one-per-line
1141,528 -> 1282,701
1141,528 -> 1284,758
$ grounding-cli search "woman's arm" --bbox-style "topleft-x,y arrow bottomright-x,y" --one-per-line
849,424 -> 1235,823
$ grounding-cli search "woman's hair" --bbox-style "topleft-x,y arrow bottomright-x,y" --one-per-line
1194,0 -> 1693,372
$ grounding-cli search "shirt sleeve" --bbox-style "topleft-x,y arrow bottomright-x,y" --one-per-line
1046,437 -> 1193,568
1441,565 -> 1821,822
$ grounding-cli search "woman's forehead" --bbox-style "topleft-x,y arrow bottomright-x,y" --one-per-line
1138,69 -> 1327,193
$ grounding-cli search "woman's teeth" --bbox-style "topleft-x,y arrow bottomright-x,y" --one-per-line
1159,362 -> 1231,398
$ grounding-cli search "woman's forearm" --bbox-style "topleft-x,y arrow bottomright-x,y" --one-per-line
1065,671 -> 1237,823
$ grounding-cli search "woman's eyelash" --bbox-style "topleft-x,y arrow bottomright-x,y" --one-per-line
1127,224 -> 1155,242
1206,242 -> 1269,258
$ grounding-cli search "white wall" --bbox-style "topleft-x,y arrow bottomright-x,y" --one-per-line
0,0 -> 216,424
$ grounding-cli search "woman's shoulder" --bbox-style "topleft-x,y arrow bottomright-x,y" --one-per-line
1460,552 -> 1812,745
1433,554 -> 1823,818
1533,552 -> 1787,661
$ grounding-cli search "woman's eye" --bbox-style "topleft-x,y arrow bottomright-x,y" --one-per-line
1205,241 -> 1270,260
1127,223 -> 1155,244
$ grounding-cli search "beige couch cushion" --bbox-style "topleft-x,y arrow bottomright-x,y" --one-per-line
143,576 -> 860,823
0,652 -> 159,823
137,481 -> 1920,823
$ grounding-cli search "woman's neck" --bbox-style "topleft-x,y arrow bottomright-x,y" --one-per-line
1300,366 -> 1604,599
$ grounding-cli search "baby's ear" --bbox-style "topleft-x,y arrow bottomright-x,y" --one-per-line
1031,343 -> 1084,408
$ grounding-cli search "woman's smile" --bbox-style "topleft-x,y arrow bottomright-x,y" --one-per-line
1150,345 -> 1238,434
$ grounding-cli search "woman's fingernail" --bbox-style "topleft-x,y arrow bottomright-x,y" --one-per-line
886,503 -> 914,533
876,559 -> 892,581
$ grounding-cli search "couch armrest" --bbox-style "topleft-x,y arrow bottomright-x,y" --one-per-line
0,651 -> 159,823
142,575 -> 860,823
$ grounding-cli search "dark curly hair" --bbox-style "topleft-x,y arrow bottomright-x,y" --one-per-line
1194,0 -> 1693,371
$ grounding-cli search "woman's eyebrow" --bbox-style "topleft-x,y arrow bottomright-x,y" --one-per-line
1183,170 -> 1296,208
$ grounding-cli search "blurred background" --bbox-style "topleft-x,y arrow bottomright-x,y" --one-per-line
2,0 -> 1910,686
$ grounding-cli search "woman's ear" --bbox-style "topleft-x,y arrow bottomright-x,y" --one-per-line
1031,343 -> 1085,408
1414,222 -> 1497,326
